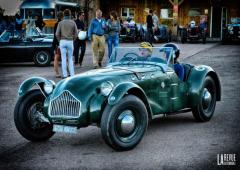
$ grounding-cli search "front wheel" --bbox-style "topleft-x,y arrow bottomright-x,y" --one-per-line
101,95 -> 148,151
14,89 -> 54,141
33,50 -> 51,66
192,76 -> 217,122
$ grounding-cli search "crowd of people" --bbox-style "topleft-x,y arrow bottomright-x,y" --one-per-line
52,8 -> 162,79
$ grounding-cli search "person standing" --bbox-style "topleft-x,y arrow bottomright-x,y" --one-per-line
88,9 -> 106,68
56,9 -> 78,78
146,9 -> 154,45
52,11 -> 63,78
107,11 -> 120,59
35,14 -> 46,31
74,11 -> 86,67
152,10 -> 159,32
15,14 -> 23,36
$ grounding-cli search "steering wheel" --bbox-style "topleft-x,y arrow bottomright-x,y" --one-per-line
120,53 -> 139,62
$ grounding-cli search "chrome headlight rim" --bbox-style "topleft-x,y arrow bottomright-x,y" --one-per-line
101,81 -> 114,96
43,80 -> 55,95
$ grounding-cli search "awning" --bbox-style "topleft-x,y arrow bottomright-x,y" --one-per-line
55,1 -> 79,7
20,0 -> 55,9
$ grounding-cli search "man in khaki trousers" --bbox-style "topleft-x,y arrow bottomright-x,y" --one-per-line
88,9 -> 106,68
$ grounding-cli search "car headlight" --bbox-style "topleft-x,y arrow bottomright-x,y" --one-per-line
228,26 -> 233,31
43,80 -> 55,94
101,81 -> 113,96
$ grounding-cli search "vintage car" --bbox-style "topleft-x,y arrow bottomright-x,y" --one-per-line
180,23 -> 207,44
0,28 -> 53,66
14,46 -> 221,151
222,23 -> 240,43
120,20 -> 138,42
139,24 -> 171,43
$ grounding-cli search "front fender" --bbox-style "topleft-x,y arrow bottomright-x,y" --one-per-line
108,82 -> 153,119
18,77 -> 49,97
108,82 -> 142,105
187,65 -> 221,107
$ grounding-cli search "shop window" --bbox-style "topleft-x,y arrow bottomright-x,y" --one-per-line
188,8 -> 201,16
160,9 -> 173,19
43,9 -> 55,19
121,8 -> 135,19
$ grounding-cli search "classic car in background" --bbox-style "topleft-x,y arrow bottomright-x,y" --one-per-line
0,27 -> 53,66
139,24 -> 171,43
222,23 -> 240,44
14,45 -> 221,151
180,21 -> 207,44
119,19 -> 138,42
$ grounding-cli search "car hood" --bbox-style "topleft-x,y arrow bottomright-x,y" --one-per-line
50,66 -> 159,101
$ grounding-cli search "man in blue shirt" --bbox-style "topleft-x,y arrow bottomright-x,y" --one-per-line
88,9 -> 106,68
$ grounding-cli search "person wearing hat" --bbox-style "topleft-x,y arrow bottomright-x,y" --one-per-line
162,43 -> 185,81
138,42 -> 153,60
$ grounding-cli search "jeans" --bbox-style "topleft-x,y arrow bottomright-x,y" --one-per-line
107,34 -> 119,58
59,40 -> 74,77
74,39 -> 86,65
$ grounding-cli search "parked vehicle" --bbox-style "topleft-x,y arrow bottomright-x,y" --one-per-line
181,22 -> 207,44
120,19 -> 138,42
0,27 -> 53,66
14,46 -> 221,151
139,24 -> 171,43
222,23 -> 240,44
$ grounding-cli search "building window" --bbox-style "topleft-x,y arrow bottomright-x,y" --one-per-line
160,9 -> 173,19
121,8 -> 135,19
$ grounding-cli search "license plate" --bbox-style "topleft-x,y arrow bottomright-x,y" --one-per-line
53,125 -> 77,134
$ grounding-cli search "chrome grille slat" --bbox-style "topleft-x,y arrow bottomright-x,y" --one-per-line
48,91 -> 81,118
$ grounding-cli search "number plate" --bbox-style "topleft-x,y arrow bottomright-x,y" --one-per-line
53,125 -> 77,134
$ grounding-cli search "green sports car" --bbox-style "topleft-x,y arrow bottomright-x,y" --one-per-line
14,46 -> 221,151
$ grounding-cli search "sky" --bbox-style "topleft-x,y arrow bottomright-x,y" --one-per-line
0,0 -> 22,15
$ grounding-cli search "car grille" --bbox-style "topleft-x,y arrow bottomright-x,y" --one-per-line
48,91 -> 81,118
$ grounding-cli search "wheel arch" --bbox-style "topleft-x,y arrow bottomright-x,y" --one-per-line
187,65 -> 221,107
18,76 -> 50,97
107,82 -> 153,120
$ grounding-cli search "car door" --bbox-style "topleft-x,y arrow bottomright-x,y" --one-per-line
0,34 -> 27,62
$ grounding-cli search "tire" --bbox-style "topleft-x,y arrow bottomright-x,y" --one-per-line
101,95 -> 148,151
14,89 -> 54,141
33,50 -> 51,67
192,76 -> 217,122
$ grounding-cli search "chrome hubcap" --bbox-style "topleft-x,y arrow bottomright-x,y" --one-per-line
202,88 -> 212,109
117,110 -> 136,136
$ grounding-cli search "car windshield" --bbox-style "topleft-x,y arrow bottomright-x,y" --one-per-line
108,47 -> 174,70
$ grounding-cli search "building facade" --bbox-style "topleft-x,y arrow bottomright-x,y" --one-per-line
97,0 -> 240,39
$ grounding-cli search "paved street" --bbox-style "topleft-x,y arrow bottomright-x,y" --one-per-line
0,42 -> 239,170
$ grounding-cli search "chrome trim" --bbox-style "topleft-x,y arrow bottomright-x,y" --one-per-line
48,90 -> 81,118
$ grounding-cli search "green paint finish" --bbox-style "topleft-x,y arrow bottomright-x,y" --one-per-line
17,63 -> 221,127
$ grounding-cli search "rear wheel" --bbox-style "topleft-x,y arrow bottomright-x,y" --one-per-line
33,50 -> 51,66
192,76 -> 217,122
101,95 -> 148,151
14,89 -> 54,141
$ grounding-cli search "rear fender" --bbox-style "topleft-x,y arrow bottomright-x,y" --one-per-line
187,65 -> 221,107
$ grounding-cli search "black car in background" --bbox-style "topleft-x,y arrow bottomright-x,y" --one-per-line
0,28 -> 53,66
222,23 -> 240,44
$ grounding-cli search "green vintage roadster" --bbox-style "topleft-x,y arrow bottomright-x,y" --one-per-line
14,45 -> 221,151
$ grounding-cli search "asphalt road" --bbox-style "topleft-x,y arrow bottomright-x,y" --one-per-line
0,43 -> 239,170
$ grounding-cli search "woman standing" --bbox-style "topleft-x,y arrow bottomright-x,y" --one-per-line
56,9 -> 78,78
107,11 -> 120,59
52,11 -> 63,78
